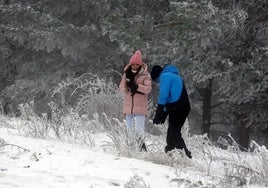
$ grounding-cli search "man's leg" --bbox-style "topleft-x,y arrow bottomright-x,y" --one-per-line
167,110 -> 192,158
174,109 -> 192,158
165,112 -> 178,153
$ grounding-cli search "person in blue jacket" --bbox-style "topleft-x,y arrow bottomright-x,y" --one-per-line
150,64 -> 192,158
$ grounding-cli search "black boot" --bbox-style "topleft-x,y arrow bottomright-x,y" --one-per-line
140,142 -> 147,152
165,145 -> 175,153
184,149 -> 192,159
137,138 -> 147,152
176,140 -> 192,159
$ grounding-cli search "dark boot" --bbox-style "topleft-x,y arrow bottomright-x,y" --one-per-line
176,139 -> 192,159
165,145 -> 175,153
184,149 -> 192,159
140,142 -> 147,152
137,138 -> 147,152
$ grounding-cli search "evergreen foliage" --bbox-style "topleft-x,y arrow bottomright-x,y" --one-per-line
0,0 -> 267,147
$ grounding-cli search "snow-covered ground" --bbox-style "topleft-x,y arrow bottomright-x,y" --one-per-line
0,127 -> 186,188
0,116 -> 267,188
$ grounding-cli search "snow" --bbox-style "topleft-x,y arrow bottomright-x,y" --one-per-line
0,128 -> 180,188
0,118 -> 267,188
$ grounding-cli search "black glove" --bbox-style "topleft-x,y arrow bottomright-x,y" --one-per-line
126,81 -> 138,95
126,80 -> 132,88
153,105 -> 168,125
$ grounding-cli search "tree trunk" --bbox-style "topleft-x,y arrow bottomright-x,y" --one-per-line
202,79 -> 213,136
238,116 -> 250,150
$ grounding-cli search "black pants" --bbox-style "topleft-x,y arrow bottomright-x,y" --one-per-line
165,106 -> 190,153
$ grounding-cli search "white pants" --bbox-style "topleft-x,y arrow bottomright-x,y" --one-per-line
125,114 -> 145,139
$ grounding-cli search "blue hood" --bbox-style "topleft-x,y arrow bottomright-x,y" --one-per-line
162,65 -> 180,75
158,65 -> 183,105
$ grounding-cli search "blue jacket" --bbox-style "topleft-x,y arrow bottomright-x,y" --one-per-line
157,65 -> 184,105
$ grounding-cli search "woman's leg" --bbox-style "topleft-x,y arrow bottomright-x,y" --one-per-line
135,114 -> 145,137
135,114 -> 147,151
125,114 -> 134,137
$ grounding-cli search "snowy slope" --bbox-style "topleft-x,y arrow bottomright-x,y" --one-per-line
0,120 -> 267,188
0,128 -> 186,188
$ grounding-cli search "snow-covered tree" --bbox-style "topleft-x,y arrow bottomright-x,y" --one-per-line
0,0 -> 267,148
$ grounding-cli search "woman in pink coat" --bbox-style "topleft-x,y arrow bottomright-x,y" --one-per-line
119,50 -> 152,151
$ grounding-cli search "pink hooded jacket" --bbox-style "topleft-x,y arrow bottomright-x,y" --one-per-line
119,51 -> 152,115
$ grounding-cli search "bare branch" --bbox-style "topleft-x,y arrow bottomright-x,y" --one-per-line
0,143 -> 30,152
